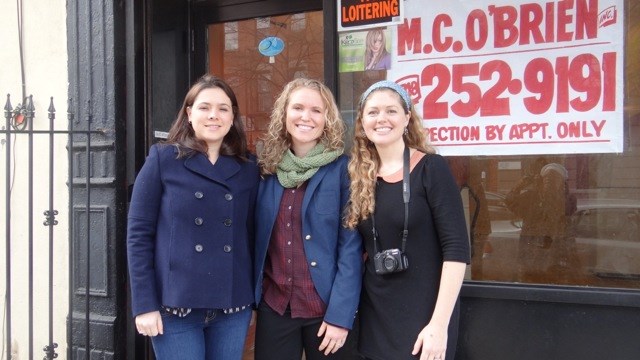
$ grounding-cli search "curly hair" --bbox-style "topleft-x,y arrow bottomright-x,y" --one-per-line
344,87 -> 434,229
165,74 -> 248,160
259,78 -> 345,175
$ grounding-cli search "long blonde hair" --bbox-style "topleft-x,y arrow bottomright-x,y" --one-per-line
258,78 -> 345,175
364,28 -> 390,70
345,87 -> 434,229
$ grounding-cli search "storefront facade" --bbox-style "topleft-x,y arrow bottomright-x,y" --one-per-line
133,0 -> 640,358
3,0 -> 631,358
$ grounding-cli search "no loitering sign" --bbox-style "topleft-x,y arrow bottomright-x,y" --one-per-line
338,0 -> 405,31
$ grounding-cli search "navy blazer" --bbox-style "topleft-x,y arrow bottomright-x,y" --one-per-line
254,155 -> 363,329
127,144 -> 260,317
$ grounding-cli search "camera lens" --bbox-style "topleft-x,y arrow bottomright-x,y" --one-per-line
383,256 -> 397,271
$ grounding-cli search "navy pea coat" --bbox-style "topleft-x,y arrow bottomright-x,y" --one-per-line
254,155 -> 363,329
127,144 -> 260,317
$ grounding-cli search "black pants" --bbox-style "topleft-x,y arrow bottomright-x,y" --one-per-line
255,301 -> 361,360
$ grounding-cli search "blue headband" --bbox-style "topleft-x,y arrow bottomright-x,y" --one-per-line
360,80 -> 412,111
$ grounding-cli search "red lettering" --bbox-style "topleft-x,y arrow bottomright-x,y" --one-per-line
340,0 -> 400,25
397,18 -> 422,56
519,3 -> 544,45
342,7 -> 349,23
466,10 -> 488,50
598,7 -> 617,28
428,127 -> 437,142
575,0 -> 598,40
369,3 -> 377,19
591,120 -> 605,136
557,0 -> 573,42
545,2 -> 555,42
433,14 -> 453,52
490,5 -> 518,48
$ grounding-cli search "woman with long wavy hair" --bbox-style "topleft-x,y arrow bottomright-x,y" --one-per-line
254,78 -> 363,360
364,28 -> 391,70
345,80 -> 470,360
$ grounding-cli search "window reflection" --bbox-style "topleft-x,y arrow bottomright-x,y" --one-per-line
503,161 -> 578,284
444,154 -> 640,289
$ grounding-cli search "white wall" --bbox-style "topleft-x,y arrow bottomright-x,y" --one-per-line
0,0 -> 70,359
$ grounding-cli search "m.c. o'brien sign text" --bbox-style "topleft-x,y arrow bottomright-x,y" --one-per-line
384,0 -> 624,156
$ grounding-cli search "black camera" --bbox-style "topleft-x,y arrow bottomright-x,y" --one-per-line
373,248 -> 409,275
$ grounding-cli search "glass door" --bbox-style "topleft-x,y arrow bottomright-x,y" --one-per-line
207,11 -> 325,154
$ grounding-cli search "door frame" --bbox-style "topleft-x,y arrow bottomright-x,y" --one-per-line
190,0 -> 338,91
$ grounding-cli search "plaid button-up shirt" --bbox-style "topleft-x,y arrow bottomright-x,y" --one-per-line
262,181 -> 326,318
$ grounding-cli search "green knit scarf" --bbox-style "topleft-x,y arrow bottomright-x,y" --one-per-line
276,143 -> 342,188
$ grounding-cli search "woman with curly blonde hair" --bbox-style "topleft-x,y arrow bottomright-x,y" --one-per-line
258,78 -> 346,174
344,85 -> 431,229
254,78 -> 363,360
345,80 -> 470,360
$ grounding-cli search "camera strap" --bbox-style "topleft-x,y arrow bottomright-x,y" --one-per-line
372,146 -> 410,254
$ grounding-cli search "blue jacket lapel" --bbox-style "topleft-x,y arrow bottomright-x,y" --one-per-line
302,165 -> 329,215
272,180 -> 284,217
183,153 -> 241,187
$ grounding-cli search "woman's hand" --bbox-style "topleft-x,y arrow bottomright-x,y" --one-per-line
412,261 -> 466,360
317,321 -> 348,355
412,322 -> 448,360
135,311 -> 163,337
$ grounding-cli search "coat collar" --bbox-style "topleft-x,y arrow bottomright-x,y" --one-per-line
183,152 -> 241,187
267,161 -> 332,213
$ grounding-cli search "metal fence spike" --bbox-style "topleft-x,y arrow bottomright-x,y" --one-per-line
27,94 -> 35,113
48,97 -> 56,120
4,94 -> 13,114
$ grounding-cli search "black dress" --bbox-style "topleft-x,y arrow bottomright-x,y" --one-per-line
357,153 -> 470,360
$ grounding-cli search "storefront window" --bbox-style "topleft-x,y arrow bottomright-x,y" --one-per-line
338,0 -> 639,289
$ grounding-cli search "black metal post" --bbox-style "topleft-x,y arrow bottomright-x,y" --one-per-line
43,97 -> 59,360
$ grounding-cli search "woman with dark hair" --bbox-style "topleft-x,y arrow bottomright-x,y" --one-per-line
127,74 -> 260,359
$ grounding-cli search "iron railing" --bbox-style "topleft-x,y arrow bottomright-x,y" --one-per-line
2,94 -> 105,360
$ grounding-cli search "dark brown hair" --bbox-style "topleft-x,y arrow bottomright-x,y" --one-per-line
165,74 -> 248,160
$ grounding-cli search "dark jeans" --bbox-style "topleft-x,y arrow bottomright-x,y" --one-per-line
255,301 -> 361,360
151,308 -> 251,360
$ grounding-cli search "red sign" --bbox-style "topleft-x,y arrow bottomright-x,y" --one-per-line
384,0 -> 624,156
338,0 -> 404,31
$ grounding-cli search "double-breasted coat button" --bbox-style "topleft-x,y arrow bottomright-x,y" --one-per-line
223,245 -> 232,253
223,219 -> 232,226
194,217 -> 203,225
195,244 -> 204,252
224,193 -> 233,201
194,191 -> 204,199
310,261 -> 317,267
305,235 -> 311,240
